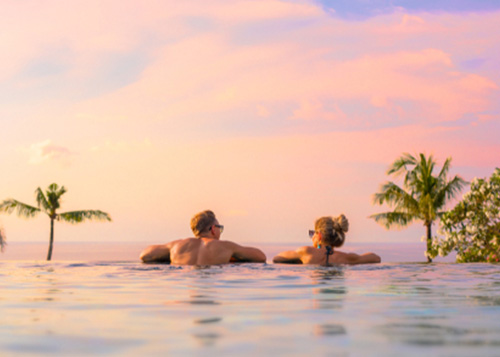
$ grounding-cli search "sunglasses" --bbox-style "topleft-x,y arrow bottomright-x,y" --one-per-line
214,224 -> 224,233
308,230 -> 315,238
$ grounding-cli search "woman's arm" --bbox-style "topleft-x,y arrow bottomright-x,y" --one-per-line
344,252 -> 381,265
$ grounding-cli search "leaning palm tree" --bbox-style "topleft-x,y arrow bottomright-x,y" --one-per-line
0,225 -> 6,253
370,153 -> 466,262
0,183 -> 111,260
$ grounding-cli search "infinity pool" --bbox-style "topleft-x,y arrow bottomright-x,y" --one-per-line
1,261 -> 499,356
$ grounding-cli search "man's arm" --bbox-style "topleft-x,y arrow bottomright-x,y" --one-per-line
344,252 -> 381,265
140,243 -> 172,263
272,249 -> 304,264
226,242 -> 266,263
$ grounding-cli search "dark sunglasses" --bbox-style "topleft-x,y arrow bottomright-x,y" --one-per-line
214,224 -> 224,233
308,230 -> 315,238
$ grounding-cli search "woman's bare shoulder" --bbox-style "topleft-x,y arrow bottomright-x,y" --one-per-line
296,246 -> 316,254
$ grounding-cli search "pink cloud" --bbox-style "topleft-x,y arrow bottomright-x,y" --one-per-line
291,99 -> 347,122
2,1 -> 496,134
2,0 -> 499,247
28,140 -> 74,166
256,105 -> 270,118
69,10 -> 498,133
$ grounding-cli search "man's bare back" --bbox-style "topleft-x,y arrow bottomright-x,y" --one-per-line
140,210 -> 266,265
140,237 -> 266,265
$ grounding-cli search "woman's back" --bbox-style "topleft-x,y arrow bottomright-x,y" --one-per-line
274,246 -> 381,265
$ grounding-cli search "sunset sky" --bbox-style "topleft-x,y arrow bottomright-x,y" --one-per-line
1,0 -> 499,249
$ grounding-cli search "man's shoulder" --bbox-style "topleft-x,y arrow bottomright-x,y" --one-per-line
169,237 -> 199,246
180,237 -> 199,242
212,239 -> 239,247
212,240 -> 251,252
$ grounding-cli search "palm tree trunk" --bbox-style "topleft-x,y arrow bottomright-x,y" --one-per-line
426,223 -> 432,263
0,227 -> 6,253
47,218 -> 54,261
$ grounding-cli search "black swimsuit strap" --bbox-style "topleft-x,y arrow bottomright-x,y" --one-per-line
325,246 -> 333,265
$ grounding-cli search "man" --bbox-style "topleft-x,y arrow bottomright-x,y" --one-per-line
140,210 -> 266,265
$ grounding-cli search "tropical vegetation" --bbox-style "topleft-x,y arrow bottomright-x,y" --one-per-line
0,225 -> 5,252
370,153 -> 466,262
0,183 -> 111,260
429,168 -> 500,262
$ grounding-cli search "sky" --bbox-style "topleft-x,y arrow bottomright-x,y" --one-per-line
0,0 -> 499,250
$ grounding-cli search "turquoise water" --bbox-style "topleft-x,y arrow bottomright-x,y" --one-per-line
1,261 -> 499,356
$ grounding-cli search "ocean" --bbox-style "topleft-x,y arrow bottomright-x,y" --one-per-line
1,261 -> 498,356
5,241 -> 493,356
0,241 -> 456,263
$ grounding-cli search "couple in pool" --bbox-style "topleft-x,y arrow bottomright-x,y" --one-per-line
140,210 -> 381,266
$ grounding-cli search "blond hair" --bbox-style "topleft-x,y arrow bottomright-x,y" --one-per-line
190,210 -> 217,237
314,214 -> 349,247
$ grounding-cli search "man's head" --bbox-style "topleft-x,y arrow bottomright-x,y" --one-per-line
190,210 -> 223,239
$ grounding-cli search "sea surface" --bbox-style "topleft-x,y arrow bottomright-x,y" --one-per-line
1,261 -> 500,356
3,242 -> 499,356
0,241 -> 455,263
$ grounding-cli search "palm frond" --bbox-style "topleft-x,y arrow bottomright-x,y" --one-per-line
444,175 -> 467,199
47,183 -> 66,195
35,187 -> 50,212
406,154 -> 435,196
46,183 -> 67,211
437,157 -> 452,181
387,153 -> 416,177
369,211 -> 416,229
372,182 -> 419,212
419,153 -> 434,174
59,210 -> 112,224
434,174 -> 467,208
0,199 -> 41,218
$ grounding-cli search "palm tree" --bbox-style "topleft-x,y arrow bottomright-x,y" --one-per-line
0,183 -> 111,260
0,225 -> 6,253
370,153 -> 466,262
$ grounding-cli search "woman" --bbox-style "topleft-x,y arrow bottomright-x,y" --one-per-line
273,214 -> 381,265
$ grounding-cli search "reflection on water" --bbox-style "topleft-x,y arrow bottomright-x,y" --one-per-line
194,317 -> 222,324
314,323 -> 347,336
192,332 -> 221,347
471,295 -> 500,306
310,266 -> 346,311
183,268 -> 226,348
1,262 -> 500,356
310,266 -> 345,282
311,273 -> 348,341
377,322 -> 500,347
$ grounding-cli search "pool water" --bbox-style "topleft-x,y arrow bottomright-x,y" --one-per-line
1,261 -> 499,356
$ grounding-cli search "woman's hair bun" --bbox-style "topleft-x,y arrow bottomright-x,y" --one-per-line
335,214 -> 349,233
